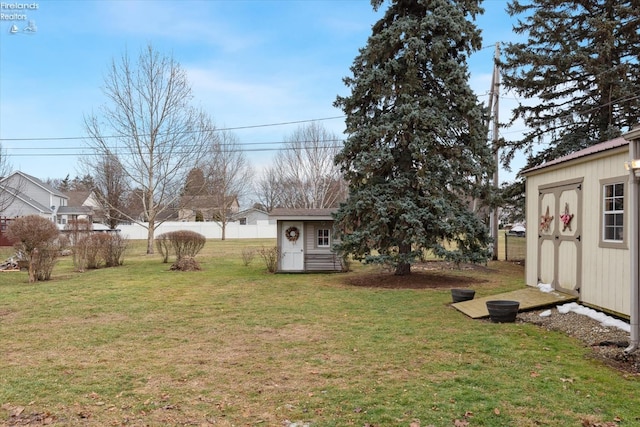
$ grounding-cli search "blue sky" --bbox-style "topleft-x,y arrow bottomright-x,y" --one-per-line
0,0 -> 524,184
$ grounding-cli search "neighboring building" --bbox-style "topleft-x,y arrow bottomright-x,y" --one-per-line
177,195 -> 239,222
233,206 -> 270,225
65,190 -> 103,222
269,208 -> 343,273
0,171 -> 93,225
522,135 -> 635,318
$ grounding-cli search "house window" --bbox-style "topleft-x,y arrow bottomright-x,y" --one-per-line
317,228 -> 330,247
239,217 -> 247,225
601,181 -> 625,246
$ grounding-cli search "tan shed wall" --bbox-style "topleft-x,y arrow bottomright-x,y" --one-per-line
526,149 -> 631,316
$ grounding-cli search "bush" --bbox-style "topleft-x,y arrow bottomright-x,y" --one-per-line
104,233 -> 127,267
241,247 -> 255,266
155,233 -> 172,263
6,215 -> 61,282
64,219 -> 93,270
258,245 -> 279,273
75,233 -> 128,270
155,231 -> 206,263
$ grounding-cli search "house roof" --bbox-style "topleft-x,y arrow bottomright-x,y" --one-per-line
65,190 -> 92,207
179,194 -> 239,209
234,207 -> 269,216
7,171 -> 68,199
269,208 -> 337,221
522,137 -> 629,175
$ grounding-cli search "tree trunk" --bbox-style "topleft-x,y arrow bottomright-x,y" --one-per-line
28,248 -> 37,283
147,222 -> 155,254
394,243 -> 412,276
394,261 -> 411,276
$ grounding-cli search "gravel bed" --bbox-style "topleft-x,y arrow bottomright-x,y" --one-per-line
517,308 -> 640,374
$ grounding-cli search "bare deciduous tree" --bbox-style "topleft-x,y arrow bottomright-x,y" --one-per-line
84,44 -> 208,253
0,143 -> 20,214
270,122 -> 347,209
254,165 -> 281,212
200,124 -> 253,240
84,153 -> 129,229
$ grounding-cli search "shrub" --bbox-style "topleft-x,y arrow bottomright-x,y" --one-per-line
171,230 -> 206,260
241,247 -> 255,266
155,233 -> 172,263
155,230 -> 206,263
65,219 -> 93,270
78,234 -> 107,269
104,233 -> 127,267
32,243 -> 59,281
75,233 -> 128,270
258,245 -> 279,273
6,215 -> 61,283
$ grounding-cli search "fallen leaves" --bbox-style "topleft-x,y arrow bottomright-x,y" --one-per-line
581,417 -> 622,427
452,408 -> 475,426
1,403 -> 56,425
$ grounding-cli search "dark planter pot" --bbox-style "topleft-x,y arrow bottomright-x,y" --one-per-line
486,300 -> 520,323
451,288 -> 476,303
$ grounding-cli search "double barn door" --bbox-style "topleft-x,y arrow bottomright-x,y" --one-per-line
538,179 -> 583,296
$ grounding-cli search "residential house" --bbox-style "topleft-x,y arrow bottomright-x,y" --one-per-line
178,195 -> 239,222
65,190 -> 103,220
233,206 -> 270,225
0,171 -> 76,224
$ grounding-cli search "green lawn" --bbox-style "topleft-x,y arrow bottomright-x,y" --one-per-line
0,239 -> 636,426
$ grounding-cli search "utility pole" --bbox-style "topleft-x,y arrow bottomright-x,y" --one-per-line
486,43 -> 500,260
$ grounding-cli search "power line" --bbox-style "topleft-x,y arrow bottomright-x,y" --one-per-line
4,138 -> 346,151
0,116 -> 346,143
3,145 -> 346,158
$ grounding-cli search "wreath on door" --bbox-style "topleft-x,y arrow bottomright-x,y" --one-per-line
285,226 -> 300,242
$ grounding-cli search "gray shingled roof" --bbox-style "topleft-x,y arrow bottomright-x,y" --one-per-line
269,208 -> 337,220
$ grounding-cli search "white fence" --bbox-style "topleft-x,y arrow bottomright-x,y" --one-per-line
116,220 -> 277,240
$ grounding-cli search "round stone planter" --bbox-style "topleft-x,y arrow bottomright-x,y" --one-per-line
486,300 -> 520,323
451,288 -> 476,303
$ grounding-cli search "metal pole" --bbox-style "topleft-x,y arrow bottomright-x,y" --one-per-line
624,127 -> 640,354
491,43 -> 500,260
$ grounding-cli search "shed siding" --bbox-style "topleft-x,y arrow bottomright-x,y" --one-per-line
303,221 -> 342,272
526,148 -> 630,316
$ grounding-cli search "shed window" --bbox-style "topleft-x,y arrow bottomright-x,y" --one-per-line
602,182 -> 624,242
317,229 -> 330,247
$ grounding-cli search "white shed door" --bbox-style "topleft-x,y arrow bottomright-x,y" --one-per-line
281,221 -> 304,271
538,180 -> 582,296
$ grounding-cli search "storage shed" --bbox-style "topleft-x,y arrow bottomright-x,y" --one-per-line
269,208 -> 343,273
523,135 -> 638,318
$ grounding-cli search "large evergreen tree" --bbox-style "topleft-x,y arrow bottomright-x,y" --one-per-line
333,0 -> 495,275
500,0 -> 640,168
